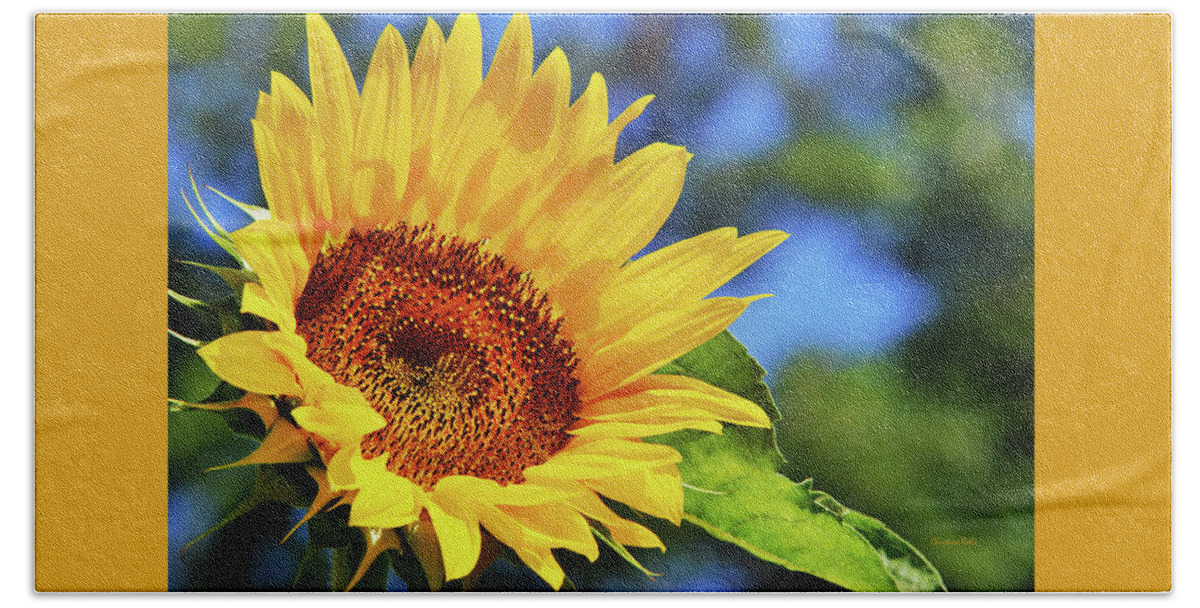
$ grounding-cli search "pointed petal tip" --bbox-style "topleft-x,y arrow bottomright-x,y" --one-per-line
450,12 -> 482,38
372,23 -> 406,57
421,16 -> 444,39
380,22 -> 402,40
755,228 -> 791,247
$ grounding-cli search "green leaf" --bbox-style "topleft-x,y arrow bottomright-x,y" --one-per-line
168,334 -> 220,403
169,394 -> 268,441
651,331 -> 945,592
654,330 -> 783,464
841,509 -> 947,592
180,465 -> 308,557
657,330 -> 781,421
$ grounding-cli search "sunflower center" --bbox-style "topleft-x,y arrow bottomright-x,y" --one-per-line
294,225 -> 580,488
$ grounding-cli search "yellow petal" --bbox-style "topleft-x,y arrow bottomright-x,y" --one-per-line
569,419 -> 724,439
444,14 -> 483,116
529,142 -> 689,280
560,73 -> 609,153
524,451 -> 661,480
252,114 -> 291,226
478,14 -> 532,119
197,331 -> 301,396
568,228 -> 788,366
254,73 -> 334,260
516,546 -> 565,590
346,456 -> 424,528
426,99 -> 503,232
306,14 -> 360,210
580,403 -> 727,424
326,447 -> 356,489
582,464 -> 684,525
229,220 -> 310,313
426,499 -> 483,581
411,18 -> 448,153
354,24 -> 412,229
240,282 -> 292,331
434,475 -> 570,507
578,296 -> 766,398
476,501 -> 597,574
291,397 -> 384,446
567,490 -> 665,550
596,229 -> 788,334
498,503 -> 599,562
529,438 -> 682,481
505,47 -> 569,153
581,374 -> 772,429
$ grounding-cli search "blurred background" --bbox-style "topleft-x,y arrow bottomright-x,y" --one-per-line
168,13 -> 1033,591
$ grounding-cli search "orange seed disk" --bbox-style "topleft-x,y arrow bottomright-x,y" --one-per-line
294,224 -> 581,488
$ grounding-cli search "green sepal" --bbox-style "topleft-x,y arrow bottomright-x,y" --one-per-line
358,552 -> 396,591
168,394 -> 268,442
169,290 -> 255,338
590,525 -> 660,580
207,184 -> 271,222
558,574 -> 577,592
216,405 -> 269,441
332,536 -> 394,592
177,260 -> 259,295
180,465 -> 310,557
331,545 -> 356,592
182,166 -> 249,266
407,521 -> 446,591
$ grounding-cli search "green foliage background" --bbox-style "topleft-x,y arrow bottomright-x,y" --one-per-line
168,13 -> 1033,591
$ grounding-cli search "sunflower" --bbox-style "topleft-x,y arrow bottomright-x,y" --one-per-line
191,13 -> 786,590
